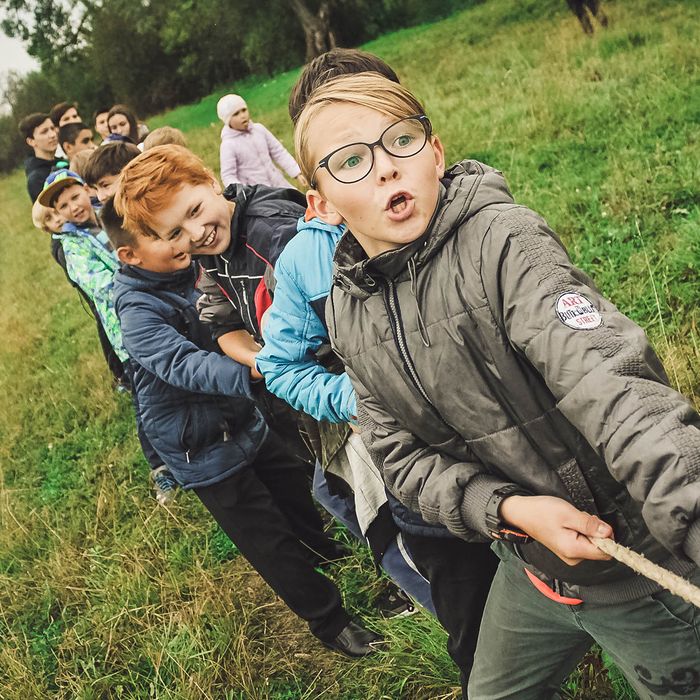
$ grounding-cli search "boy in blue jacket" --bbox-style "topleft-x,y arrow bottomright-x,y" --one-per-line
108,153 -> 380,657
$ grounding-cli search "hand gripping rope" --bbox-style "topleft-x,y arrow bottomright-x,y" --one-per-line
591,537 -> 700,608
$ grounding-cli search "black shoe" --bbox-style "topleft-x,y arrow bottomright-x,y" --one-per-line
374,582 -> 416,618
322,619 -> 384,658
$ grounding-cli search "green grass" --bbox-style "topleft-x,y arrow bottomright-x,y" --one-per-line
1,0 -> 699,696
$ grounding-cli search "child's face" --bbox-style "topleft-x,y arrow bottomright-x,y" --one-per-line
54,184 -> 95,225
64,128 -> 97,158
59,107 -> 81,127
121,233 -> 192,274
28,118 -> 58,155
43,208 -> 66,234
228,107 -> 250,131
95,112 -> 110,139
306,103 -> 445,258
94,173 -> 119,204
108,113 -> 131,137
147,181 -> 233,257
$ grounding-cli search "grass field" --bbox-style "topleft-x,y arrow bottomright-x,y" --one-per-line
1,0 -> 699,697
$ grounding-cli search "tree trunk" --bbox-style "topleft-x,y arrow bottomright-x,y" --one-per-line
289,0 -> 336,62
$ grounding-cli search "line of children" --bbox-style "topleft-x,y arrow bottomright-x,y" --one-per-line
293,70 -> 700,698
21,49 -> 700,699
109,147 -> 382,656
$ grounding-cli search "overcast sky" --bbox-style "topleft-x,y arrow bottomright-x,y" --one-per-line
0,33 -> 39,75
0,34 -> 38,112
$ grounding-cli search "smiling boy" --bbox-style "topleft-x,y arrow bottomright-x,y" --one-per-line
297,73 -> 700,698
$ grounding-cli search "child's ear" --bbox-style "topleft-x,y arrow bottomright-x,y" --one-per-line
117,245 -> 140,266
431,135 -> 446,179
306,188 -> 344,226
211,177 -> 223,195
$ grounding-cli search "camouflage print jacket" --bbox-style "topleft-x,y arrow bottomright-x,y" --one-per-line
53,221 -> 126,362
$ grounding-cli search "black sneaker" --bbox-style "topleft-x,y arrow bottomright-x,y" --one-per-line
322,619 -> 384,657
374,582 -> 416,618
151,466 -> 177,506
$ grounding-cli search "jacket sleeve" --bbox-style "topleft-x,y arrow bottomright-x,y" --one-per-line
196,266 -> 246,339
117,291 -> 252,397
62,240 -> 126,360
257,253 -> 356,423
489,207 -> 700,563
261,125 -> 301,179
220,139 -> 240,188
347,365 -> 515,540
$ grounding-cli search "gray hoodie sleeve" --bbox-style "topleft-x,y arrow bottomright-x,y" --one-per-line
349,367 -> 514,540
486,207 -> 700,564
196,266 -> 246,339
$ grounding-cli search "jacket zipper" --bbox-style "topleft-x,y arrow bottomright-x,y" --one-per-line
384,279 -> 434,407
240,280 -> 255,332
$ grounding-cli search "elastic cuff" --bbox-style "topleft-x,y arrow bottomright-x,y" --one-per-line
459,474 -> 519,538
682,519 -> 700,566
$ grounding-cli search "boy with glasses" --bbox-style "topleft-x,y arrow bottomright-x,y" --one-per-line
296,72 -> 700,699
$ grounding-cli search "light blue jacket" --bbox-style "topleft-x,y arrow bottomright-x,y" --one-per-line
256,217 -> 356,423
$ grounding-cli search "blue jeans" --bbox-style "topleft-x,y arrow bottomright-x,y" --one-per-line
312,463 -> 435,614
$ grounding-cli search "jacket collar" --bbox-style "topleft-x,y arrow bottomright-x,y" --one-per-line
333,160 -> 515,298
120,263 -> 197,293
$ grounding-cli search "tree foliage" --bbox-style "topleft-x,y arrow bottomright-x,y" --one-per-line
0,0 -> 479,172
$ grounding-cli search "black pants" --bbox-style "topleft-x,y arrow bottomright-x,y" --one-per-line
194,433 -> 350,641
404,534 -> 499,699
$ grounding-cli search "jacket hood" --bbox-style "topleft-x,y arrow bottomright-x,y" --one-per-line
220,122 -> 254,140
333,160 -> 514,299
297,215 -> 346,238
113,263 -> 197,304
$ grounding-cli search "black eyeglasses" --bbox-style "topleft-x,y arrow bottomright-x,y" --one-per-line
310,114 -> 432,187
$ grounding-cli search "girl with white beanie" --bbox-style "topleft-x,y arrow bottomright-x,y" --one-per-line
217,93 -> 307,190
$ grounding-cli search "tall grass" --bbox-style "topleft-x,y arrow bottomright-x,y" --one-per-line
1,0 -> 698,697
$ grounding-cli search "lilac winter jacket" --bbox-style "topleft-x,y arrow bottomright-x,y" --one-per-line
219,121 -> 301,188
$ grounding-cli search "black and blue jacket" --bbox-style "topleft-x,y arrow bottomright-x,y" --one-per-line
113,263 -> 267,489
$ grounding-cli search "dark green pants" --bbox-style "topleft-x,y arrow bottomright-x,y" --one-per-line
469,544 -> 700,699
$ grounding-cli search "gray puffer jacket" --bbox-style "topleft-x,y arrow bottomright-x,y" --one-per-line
328,160 -> 700,603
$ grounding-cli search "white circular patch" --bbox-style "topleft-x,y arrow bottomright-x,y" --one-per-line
556,292 -> 602,330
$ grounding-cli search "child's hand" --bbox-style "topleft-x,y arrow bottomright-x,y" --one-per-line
499,495 -> 614,566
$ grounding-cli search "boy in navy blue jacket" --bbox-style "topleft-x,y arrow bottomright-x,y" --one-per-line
104,188 -> 380,657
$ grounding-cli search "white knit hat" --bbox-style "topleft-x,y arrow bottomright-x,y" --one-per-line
217,94 -> 247,125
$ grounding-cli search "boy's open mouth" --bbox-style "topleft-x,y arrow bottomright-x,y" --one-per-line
200,228 -> 217,248
387,193 -> 408,212
386,192 -> 415,221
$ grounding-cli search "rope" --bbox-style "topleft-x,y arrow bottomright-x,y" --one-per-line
591,537 -> 700,608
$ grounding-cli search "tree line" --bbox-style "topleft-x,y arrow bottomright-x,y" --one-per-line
0,0 -> 477,173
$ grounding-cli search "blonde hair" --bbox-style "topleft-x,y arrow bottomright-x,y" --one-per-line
294,73 -> 426,185
31,199 -> 57,232
114,144 -> 214,239
143,126 -> 187,150
68,149 -> 94,179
